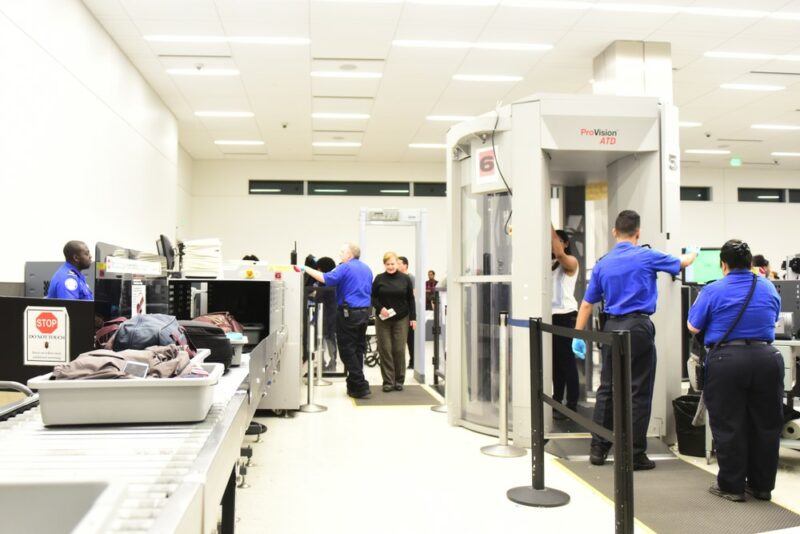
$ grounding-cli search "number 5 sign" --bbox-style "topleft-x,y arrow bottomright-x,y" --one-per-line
475,146 -> 500,186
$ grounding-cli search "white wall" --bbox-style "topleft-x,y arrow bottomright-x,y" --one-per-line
190,160 -> 447,278
676,166 -> 800,267
0,0 -> 180,282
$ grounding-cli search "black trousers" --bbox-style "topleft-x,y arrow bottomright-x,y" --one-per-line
552,311 -> 579,408
407,327 -> 415,368
592,315 -> 657,456
336,308 -> 370,395
704,344 -> 784,494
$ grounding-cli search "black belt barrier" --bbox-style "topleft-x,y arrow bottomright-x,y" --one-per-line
506,317 -> 635,534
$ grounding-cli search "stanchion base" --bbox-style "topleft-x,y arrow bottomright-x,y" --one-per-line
298,404 -> 328,413
314,379 -> 333,387
430,404 -> 447,413
481,444 -> 527,458
506,486 -> 570,508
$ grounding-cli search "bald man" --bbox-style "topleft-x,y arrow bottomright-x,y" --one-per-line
47,241 -> 94,300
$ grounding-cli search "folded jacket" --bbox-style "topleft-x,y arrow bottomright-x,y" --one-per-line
52,344 -> 195,380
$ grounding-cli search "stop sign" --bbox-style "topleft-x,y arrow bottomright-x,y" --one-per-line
36,312 -> 59,334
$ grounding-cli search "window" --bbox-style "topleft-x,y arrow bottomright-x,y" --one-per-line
790,190 -> 800,203
680,186 -> 711,201
737,188 -> 785,203
249,180 -> 303,195
414,182 -> 446,197
307,181 -> 410,196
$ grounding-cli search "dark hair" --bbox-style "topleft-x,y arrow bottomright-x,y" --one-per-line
398,256 -> 409,267
614,210 -> 640,237
242,254 -> 259,261
317,256 -> 336,273
304,254 -> 317,269
720,239 -> 752,270
63,240 -> 86,261
752,254 -> 768,268
555,229 -> 572,255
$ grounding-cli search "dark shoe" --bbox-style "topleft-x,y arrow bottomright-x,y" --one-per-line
553,410 -> 568,421
745,486 -> 772,501
382,385 -> 393,393
632,453 -> 656,471
348,390 -> 372,399
709,483 -> 745,502
394,384 -> 403,391
590,445 -> 609,466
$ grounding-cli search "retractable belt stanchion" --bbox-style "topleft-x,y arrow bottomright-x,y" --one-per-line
299,303 -> 327,413
481,312 -> 526,457
431,291 -> 447,413
506,317 -> 635,534
315,302 -> 332,387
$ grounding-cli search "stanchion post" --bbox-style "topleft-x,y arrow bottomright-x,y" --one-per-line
431,291 -> 447,413
506,317 -> 569,507
300,304 -> 327,413
481,312 -> 526,457
315,302 -> 332,387
612,330 -> 634,534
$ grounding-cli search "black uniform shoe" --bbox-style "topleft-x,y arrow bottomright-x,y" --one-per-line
590,445 -> 609,466
348,390 -> 372,399
382,385 -> 393,393
394,384 -> 403,391
632,453 -> 656,471
709,483 -> 745,502
745,486 -> 772,501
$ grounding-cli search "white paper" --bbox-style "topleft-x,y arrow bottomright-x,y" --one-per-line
380,308 -> 397,321
24,306 -> 70,366
131,278 -> 147,316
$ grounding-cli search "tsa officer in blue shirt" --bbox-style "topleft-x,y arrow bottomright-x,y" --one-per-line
47,241 -> 94,300
688,240 -> 782,502
301,243 -> 374,399
572,210 -> 698,469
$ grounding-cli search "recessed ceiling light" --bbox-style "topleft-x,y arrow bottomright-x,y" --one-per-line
684,149 -> 731,155
720,83 -> 785,91
312,141 -> 362,147
393,39 -> 551,51
705,51 -> 800,61
453,74 -> 523,82
144,35 -> 309,45
311,112 -> 370,120
751,124 -> 800,131
340,63 -> 358,71
679,121 -> 702,128
167,68 -> 239,76
214,140 -> 264,146
250,188 -> 282,193
380,189 -> 410,194
502,1 -> 800,19
772,151 -> 800,157
313,188 -> 350,193
195,111 -> 254,118
409,143 -> 447,149
427,115 -> 476,122
311,71 -> 382,79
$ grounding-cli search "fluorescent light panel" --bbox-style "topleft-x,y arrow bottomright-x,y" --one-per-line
167,68 -> 239,76
427,115 -> 476,122
752,124 -> 800,131
250,189 -> 282,193
380,189 -> 410,193
720,83 -> 785,91
311,112 -> 370,120
314,188 -> 349,193
772,152 -> 800,157
685,149 -> 730,155
214,140 -> 264,146
393,39 -> 551,51
410,143 -> 447,149
758,195 -> 780,199
195,111 -> 254,118
503,1 -> 800,20
144,35 -> 309,45
312,141 -> 362,147
311,71 -> 382,79
679,121 -> 702,128
453,74 -> 523,82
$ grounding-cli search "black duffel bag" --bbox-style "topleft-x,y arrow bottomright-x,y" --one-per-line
179,320 -> 233,371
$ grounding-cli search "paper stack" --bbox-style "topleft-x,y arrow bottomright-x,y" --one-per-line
182,238 -> 222,278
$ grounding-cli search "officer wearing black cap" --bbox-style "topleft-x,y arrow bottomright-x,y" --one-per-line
688,240 -> 782,502
572,210 -> 698,470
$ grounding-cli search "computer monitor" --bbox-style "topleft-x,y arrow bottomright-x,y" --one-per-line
683,248 -> 723,284
159,234 -> 175,270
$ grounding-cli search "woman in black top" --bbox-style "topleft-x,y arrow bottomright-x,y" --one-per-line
372,252 -> 416,392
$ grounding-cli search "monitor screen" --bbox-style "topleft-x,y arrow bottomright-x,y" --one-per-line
683,248 -> 723,284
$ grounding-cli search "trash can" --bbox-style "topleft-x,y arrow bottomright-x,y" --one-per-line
673,394 -> 705,457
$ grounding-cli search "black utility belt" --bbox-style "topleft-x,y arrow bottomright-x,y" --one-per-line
338,306 -> 369,311
607,312 -> 651,320
708,339 -> 771,349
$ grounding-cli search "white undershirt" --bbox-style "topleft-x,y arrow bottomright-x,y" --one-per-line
552,263 -> 579,315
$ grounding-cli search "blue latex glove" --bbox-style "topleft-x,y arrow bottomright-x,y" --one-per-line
571,339 -> 586,360
685,245 -> 701,255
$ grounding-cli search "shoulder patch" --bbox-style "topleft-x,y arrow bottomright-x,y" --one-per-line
64,278 -> 79,291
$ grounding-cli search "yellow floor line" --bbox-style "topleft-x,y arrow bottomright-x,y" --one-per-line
552,458 -> 656,534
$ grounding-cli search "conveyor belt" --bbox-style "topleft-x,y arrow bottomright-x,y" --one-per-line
556,457 -> 800,534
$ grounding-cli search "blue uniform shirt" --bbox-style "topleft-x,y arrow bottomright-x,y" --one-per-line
46,262 -> 94,301
323,259 -> 373,308
688,270 -> 780,345
584,242 -> 681,316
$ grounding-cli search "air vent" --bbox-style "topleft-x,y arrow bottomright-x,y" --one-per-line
717,138 -> 763,143
749,70 -> 800,76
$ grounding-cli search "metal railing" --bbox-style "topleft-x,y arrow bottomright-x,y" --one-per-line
299,303 -> 327,413
506,317 -> 634,534
430,290 -> 447,413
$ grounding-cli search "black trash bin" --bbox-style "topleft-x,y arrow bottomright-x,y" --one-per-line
673,394 -> 705,457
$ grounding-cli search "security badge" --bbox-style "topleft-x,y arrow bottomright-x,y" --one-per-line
64,277 -> 79,291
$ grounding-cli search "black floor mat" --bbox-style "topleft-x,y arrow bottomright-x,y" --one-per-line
352,385 -> 440,406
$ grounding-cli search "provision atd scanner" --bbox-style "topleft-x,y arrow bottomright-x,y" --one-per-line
445,93 -> 682,446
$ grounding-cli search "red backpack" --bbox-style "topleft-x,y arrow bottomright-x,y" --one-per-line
193,312 -> 244,334
94,317 -> 127,349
